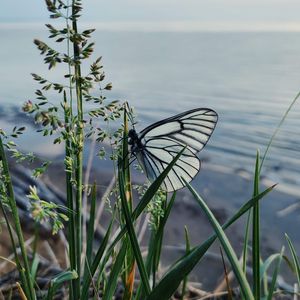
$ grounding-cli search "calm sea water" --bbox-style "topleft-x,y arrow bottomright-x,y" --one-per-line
1,28 -> 300,193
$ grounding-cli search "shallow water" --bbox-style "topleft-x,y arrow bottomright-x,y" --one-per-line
1,27 -> 300,193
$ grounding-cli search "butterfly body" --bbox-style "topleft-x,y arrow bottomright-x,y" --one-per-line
128,129 -> 143,151
128,108 -> 218,192
128,128 -> 154,180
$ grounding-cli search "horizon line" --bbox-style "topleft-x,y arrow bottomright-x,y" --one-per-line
2,21 -> 300,32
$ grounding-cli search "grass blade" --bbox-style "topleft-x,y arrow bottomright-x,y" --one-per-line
0,137 -> 36,300
252,150 -> 261,298
63,90 -> 76,299
260,253 -> 281,286
102,243 -> 127,300
135,192 -> 177,299
180,226 -> 191,300
184,180 -> 254,300
118,163 -> 151,296
242,209 -> 251,275
259,91 -> 300,175
146,184 -> 275,300
0,202 -> 29,298
30,255 -> 39,281
47,270 -> 78,300
108,149 -> 185,254
153,193 -> 176,275
83,183 -> 97,281
285,234 -> 300,286
81,217 -> 115,300
219,247 -> 233,300
267,246 -> 284,300
86,183 -> 97,262
122,107 -> 136,300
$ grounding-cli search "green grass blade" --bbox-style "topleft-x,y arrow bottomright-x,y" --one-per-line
30,255 -> 39,281
153,193 -> 176,262
259,90 -> 300,175
242,210 -> 252,275
98,150 -> 183,300
0,137 -> 36,300
184,180 -> 254,300
285,234 -> 300,286
152,197 -> 167,288
0,202 -> 30,298
262,254 -> 293,297
267,247 -> 284,300
83,183 -> 97,280
260,253 -> 281,286
153,193 -> 176,271
261,257 -> 269,296
47,270 -> 78,300
81,217 -> 114,300
135,192 -> 176,299
219,246 -> 233,300
63,91 -> 76,299
152,193 -> 176,273
122,107 -> 137,300
118,164 -> 151,296
102,243 -> 127,300
146,184 -> 275,300
108,149 -> 185,253
252,150 -> 261,298
180,226 -> 191,300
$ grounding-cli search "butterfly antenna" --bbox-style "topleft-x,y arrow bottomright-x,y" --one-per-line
124,101 -> 137,128
132,120 -> 138,131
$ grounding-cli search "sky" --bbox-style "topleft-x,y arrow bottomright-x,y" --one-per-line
2,0 -> 300,31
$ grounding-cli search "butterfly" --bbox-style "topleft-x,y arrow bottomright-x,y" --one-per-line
128,108 -> 218,192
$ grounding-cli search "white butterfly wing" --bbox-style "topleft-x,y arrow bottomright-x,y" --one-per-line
140,108 -> 218,154
135,108 -> 218,192
136,140 -> 201,191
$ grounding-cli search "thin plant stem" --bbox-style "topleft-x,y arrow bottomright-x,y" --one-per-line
32,222 -> 39,266
65,3 -> 75,297
259,91 -> 300,174
180,226 -> 191,300
66,0 -> 74,115
0,137 -> 36,300
242,209 -> 251,275
252,151 -> 261,298
122,104 -> 136,300
72,1 -> 84,297
63,91 -> 76,299
82,120 -> 99,265
0,202 -> 29,297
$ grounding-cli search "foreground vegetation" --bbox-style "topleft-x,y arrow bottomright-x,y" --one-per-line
1,1 -> 300,299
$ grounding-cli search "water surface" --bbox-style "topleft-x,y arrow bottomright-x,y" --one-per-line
1,28 -> 300,193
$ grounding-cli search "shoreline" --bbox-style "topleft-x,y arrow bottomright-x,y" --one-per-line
1,154 -> 299,289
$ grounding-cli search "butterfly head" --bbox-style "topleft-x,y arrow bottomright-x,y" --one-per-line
128,129 -> 138,145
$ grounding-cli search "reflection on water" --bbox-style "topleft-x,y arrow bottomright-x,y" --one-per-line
1,28 -> 300,193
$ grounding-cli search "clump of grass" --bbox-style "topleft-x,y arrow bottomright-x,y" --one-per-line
0,1 -> 300,299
